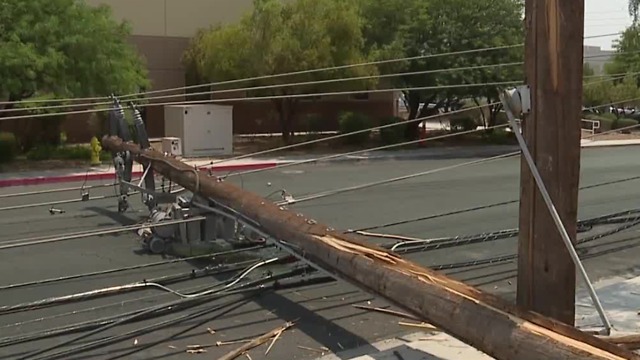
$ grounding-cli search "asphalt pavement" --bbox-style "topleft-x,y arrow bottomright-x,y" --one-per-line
0,146 -> 640,359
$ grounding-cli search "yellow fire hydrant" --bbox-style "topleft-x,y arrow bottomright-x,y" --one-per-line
90,136 -> 102,166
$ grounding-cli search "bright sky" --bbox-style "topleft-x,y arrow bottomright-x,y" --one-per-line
584,0 -> 632,49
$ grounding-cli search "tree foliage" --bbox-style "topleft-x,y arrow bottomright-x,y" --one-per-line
630,0 -> 640,24
605,24 -> 640,80
184,0 -> 375,142
360,0 -> 524,138
0,0 -> 149,107
185,0 -> 525,142
584,75 -> 640,108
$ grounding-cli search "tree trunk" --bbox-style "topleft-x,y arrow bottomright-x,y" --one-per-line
473,98 -> 488,129
273,98 -> 296,144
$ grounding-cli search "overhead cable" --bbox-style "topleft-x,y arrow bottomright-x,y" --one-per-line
0,245 -> 268,291
0,30 -> 621,107
352,174 -> 640,232
0,62 -> 525,114
0,43 -> 524,107
0,81 -> 523,122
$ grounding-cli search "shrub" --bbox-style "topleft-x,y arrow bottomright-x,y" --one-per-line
100,151 -> 112,162
301,113 -> 325,143
26,145 -> 56,161
0,132 -> 18,163
302,113 -> 324,134
55,145 -> 92,160
483,129 -> 515,145
583,113 -> 615,132
613,117 -> 638,131
26,145 -> 92,161
338,112 -> 371,145
449,116 -> 477,132
378,116 -> 406,145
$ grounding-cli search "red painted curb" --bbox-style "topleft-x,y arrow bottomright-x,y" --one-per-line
0,162 -> 279,188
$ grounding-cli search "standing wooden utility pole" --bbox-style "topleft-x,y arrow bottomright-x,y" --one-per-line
517,0 -> 585,324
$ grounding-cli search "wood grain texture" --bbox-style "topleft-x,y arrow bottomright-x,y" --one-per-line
517,0 -> 585,324
102,136 -> 638,360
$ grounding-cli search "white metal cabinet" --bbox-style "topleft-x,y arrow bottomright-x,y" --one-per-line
163,104 -> 233,157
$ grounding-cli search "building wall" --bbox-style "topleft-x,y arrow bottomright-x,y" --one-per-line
85,0 -> 254,37
584,45 -> 614,74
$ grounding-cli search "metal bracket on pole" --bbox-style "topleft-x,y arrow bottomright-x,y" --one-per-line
130,102 -> 157,211
500,87 -> 612,335
109,96 -> 134,213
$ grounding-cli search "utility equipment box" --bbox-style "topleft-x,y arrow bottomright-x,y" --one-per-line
161,137 -> 182,157
164,104 -> 233,157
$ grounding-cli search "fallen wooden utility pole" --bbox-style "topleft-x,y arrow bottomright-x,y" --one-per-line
103,135 -> 638,360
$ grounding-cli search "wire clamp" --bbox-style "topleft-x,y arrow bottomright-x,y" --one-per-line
502,85 -> 531,116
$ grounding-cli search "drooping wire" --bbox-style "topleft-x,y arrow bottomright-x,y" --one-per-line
0,30 -> 621,107
0,62 -> 524,114
0,81 -> 524,122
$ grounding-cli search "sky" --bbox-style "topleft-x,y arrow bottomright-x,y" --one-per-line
584,0 -> 632,50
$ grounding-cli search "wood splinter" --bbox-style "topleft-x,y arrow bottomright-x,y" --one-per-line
217,322 -> 294,360
353,304 -> 421,321
601,334 -> 640,350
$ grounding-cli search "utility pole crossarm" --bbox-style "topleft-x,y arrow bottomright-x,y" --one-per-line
102,136 -> 636,360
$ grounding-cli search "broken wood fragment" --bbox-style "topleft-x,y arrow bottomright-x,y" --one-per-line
600,334 -> 640,350
297,345 -> 326,354
264,328 -> 283,355
217,322 -> 294,360
353,304 -> 421,321
398,321 -> 439,331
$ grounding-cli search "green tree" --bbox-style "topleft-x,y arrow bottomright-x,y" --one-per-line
184,0 -> 375,143
360,0 -> 524,139
604,24 -> 640,79
583,63 -> 595,77
610,74 -> 640,106
0,0 -> 148,106
0,0 -> 148,146
583,79 -> 613,108
630,0 -> 640,23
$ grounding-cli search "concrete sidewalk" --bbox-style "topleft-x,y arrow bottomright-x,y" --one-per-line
316,271 -> 640,360
1,139 -> 639,188
0,158 -> 285,187
313,332 -> 493,360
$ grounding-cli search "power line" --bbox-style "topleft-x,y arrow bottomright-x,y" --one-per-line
0,44 -> 524,107
3,47 -> 632,115
0,246 -> 268,291
352,174 -> 640,232
0,31 -> 621,107
280,152 -> 516,206
0,49 -> 630,119
0,61 -> 524,114
0,81 -> 523,122
229,124 -> 510,179
282,110 -> 640,206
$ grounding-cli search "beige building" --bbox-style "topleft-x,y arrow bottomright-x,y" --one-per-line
85,0 -> 255,93
584,45 -> 614,74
